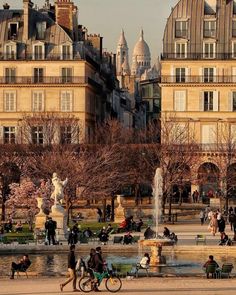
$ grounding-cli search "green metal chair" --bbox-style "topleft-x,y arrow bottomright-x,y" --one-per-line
220,263 -> 234,278
111,263 -> 133,277
205,264 -> 218,278
195,234 -> 206,245
113,236 -> 123,244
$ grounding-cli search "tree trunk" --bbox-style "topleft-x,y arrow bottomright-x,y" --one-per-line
1,194 -> 6,221
168,194 -> 172,221
102,199 -> 107,222
111,196 -> 115,222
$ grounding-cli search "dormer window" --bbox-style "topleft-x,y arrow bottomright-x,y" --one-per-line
61,43 -> 73,60
33,42 -> 45,60
36,22 -> 47,40
4,42 -> 17,60
8,22 -> 18,40
175,20 -> 188,39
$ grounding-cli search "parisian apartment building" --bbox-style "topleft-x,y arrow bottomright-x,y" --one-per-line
0,0 -> 133,145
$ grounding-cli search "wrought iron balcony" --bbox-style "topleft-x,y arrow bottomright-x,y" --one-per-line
161,75 -> 236,84
0,53 -> 82,61
0,76 -> 104,89
161,53 -> 236,60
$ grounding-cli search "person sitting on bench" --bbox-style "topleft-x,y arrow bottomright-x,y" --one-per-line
10,254 -> 31,279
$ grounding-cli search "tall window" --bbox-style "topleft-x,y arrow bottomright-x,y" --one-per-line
230,92 -> 236,111
5,44 -> 16,59
36,22 -> 46,40
61,45 -> 72,60
175,42 -> 187,58
32,91 -> 44,111
203,20 -> 216,38
33,68 -> 44,83
204,91 -> 214,111
5,68 -> 16,83
33,44 -> 44,60
203,42 -> 216,58
8,23 -> 18,40
4,91 -> 16,111
232,42 -> 236,58
175,68 -> 186,82
233,21 -> 236,37
174,91 -> 186,111
32,126 -> 43,144
175,20 -> 188,38
60,126 -> 72,144
201,125 -> 216,145
203,68 -> 214,82
61,68 -> 72,83
3,127 -> 16,144
61,91 -> 73,112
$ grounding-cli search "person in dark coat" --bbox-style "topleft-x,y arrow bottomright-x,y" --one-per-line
92,247 -> 104,292
45,217 -> 57,245
10,254 -> 31,279
144,226 -> 155,239
60,245 -> 79,292
218,216 -> 226,233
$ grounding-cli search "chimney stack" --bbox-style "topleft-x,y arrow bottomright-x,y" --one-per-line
3,3 -> 10,9
55,0 -> 74,37
23,0 -> 33,42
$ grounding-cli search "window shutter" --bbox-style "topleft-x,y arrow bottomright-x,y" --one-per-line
61,91 -> 66,111
199,91 -> 204,111
186,67 -> 190,83
199,67 -> 203,83
171,66 -> 174,82
213,91 -> 219,111
38,92 -> 43,111
0,126 -> 3,144
174,91 -> 180,111
15,126 -> 20,144
213,67 -> 217,82
229,92 -> 233,112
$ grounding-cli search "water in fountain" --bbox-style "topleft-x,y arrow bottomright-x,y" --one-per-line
153,168 -> 163,237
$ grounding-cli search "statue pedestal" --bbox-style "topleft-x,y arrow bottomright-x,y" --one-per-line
35,213 -> 46,230
35,197 -> 46,230
50,205 -> 68,242
115,195 -> 125,223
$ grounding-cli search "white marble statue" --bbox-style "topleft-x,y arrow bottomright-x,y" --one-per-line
51,173 -> 68,206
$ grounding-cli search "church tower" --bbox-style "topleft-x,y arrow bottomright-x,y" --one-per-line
132,29 -> 151,77
116,30 -> 130,76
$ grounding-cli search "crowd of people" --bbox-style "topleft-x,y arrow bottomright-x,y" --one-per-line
199,205 -> 236,246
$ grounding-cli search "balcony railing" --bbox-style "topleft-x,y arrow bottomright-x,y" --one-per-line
161,75 -> 236,84
161,53 -> 236,60
0,53 -> 82,61
0,76 -> 101,86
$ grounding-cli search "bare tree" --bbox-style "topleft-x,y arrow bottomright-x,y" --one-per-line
139,115 -> 199,218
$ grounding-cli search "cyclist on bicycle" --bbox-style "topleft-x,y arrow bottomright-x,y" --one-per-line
92,247 -> 105,292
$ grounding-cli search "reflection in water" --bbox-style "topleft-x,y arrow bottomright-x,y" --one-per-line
0,253 -> 235,276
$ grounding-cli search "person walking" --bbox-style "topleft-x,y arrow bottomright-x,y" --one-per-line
210,213 -> 218,236
60,245 -> 79,292
199,210 -> 205,225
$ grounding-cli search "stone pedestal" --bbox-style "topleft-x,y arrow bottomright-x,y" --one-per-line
115,195 -> 125,223
35,197 -> 46,230
50,204 -> 68,242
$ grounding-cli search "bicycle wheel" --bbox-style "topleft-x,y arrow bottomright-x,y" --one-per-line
105,275 -> 122,293
78,277 -> 93,293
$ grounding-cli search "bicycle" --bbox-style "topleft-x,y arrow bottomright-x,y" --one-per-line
78,267 -> 122,293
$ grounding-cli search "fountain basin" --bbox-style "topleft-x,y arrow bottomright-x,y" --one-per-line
139,239 -> 175,266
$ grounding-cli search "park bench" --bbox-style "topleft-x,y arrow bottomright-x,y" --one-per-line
195,234 -> 206,245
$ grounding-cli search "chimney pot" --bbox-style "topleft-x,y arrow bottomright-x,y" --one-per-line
3,3 -> 10,9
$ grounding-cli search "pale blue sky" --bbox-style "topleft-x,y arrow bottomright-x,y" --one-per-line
1,0 -> 178,62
